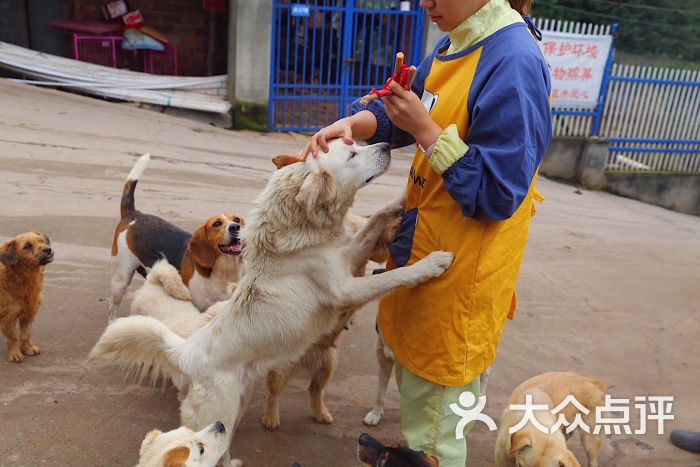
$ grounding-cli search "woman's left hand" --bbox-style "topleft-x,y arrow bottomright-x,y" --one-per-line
382,81 -> 443,149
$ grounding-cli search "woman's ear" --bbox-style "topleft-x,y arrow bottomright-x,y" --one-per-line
295,169 -> 336,213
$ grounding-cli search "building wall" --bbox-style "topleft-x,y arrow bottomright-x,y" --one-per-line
65,0 -> 229,76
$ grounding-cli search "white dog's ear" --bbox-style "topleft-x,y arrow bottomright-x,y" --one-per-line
143,430 -> 161,445
139,429 -> 161,457
163,446 -> 190,467
295,169 -> 336,212
508,431 -> 532,455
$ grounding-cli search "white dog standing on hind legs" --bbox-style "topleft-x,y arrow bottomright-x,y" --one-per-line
91,140 -> 454,465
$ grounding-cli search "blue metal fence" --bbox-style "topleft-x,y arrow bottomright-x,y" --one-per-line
600,64 -> 700,173
268,0 -> 424,132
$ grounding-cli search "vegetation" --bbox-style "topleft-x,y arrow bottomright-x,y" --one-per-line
532,0 -> 700,63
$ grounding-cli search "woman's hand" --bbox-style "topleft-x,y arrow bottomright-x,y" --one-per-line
382,81 -> 443,149
299,119 -> 355,161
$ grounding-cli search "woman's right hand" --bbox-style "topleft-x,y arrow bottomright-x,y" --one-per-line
299,118 -> 354,161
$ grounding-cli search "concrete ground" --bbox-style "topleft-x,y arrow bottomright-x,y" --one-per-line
0,79 -> 699,466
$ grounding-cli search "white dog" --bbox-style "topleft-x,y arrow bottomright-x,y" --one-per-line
91,140 -> 454,463
137,421 -> 230,467
129,259 -> 225,340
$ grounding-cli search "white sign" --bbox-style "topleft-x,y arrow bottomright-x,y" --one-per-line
540,31 -> 613,109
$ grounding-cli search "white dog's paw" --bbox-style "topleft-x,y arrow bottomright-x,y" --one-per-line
420,251 -> 454,277
363,408 -> 383,426
381,189 -> 407,217
230,459 -> 244,467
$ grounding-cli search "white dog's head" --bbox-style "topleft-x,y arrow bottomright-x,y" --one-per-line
294,140 -> 391,216
244,140 -> 390,254
137,421 -> 228,467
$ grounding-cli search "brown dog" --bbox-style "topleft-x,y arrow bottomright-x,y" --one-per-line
0,232 -> 53,362
262,155 -> 398,429
357,433 -> 439,467
495,372 -> 606,467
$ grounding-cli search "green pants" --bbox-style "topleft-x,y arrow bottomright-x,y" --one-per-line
395,360 -> 481,467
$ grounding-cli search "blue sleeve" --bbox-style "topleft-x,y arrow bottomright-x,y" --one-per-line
348,38 -> 445,150
442,50 -> 552,221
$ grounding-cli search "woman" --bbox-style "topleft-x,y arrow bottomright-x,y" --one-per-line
301,0 -> 551,465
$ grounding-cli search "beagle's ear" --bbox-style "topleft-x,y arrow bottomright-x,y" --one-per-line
509,431 -> 532,456
188,225 -> 217,270
295,169 -> 336,213
0,240 -> 18,266
272,154 -> 300,169
163,446 -> 190,467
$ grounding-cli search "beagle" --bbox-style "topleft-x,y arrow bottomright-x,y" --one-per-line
108,154 -> 245,317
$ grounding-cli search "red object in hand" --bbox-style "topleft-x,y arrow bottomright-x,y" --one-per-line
360,52 -> 416,105
370,64 -> 411,98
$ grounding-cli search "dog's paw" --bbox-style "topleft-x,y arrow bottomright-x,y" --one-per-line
230,459 -> 244,467
419,251 -> 454,277
363,408 -> 383,426
21,342 -> 40,356
380,189 -> 407,218
8,349 -> 23,363
261,413 -> 280,431
313,406 -> 334,424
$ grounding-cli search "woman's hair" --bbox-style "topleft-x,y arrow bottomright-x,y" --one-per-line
508,0 -> 532,15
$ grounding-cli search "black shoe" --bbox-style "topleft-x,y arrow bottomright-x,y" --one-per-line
671,430 -> 700,454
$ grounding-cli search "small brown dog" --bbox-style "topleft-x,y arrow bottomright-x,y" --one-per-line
262,154 -> 398,430
0,232 -> 53,362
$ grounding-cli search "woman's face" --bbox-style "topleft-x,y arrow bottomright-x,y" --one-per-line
420,0 -> 491,32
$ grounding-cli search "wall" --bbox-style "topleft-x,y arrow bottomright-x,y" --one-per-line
539,138 -> 584,180
65,0 -> 229,76
605,173 -> 700,217
541,137 -> 700,217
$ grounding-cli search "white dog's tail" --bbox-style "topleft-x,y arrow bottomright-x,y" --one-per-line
147,259 -> 191,301
90,315 -> 185,384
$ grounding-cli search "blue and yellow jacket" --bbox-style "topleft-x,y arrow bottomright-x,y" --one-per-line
351,6 -> 552,386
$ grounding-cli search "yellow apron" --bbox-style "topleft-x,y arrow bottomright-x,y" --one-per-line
378,48 -> 542,387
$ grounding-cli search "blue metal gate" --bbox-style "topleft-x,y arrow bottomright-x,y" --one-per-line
268,0 -> 425,132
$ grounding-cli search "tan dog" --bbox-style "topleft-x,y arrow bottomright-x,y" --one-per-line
262,154 -> 397,429
0,232 -> 53,362
109,154 -> 245,317
495,372 -> 606,467
137,421 -> 231,467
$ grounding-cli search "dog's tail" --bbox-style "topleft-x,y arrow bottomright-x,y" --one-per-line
90,315 -> 185,384
147,259 -> 191,301
121,153 -> 150,220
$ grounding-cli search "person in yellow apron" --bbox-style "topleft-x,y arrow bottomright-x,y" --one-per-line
301,0 -> 551,465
